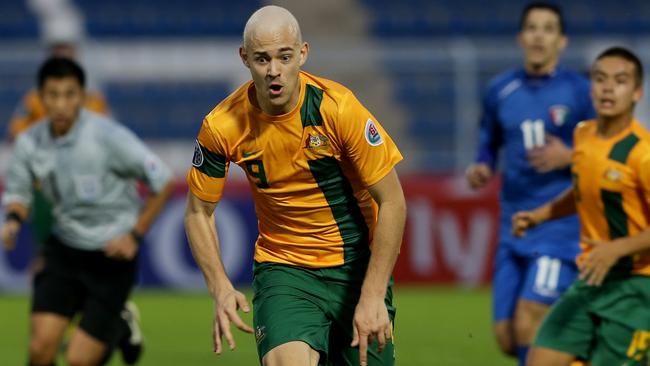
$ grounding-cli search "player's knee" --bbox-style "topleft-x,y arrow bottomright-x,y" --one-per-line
263,341 -> 319,366
28,335 -> 59,364
494,322 -> 516,356
65,346 -> 103,366
514,307 -> 546,345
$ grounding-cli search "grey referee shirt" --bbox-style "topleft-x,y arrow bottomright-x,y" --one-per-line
2,109 -> 172,251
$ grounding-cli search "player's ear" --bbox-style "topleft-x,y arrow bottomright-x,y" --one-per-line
299,42 -> 309,67
239,47 -> 250,68
558,35 -> 568,51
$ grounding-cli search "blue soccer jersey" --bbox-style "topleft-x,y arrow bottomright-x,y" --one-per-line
477,66 -> 595,261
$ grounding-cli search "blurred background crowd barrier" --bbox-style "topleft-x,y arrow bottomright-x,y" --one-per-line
1,0 -> 650,291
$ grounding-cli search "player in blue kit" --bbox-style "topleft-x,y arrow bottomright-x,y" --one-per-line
465,3 -> 594,365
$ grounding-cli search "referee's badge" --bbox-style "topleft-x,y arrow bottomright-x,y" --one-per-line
364,118 -> 384,146
192,139 -> 204,167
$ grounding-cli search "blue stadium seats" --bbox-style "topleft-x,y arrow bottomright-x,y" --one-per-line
362,0 -> 650,36
74,0 -> 261,37
105,82 -> 230,138
0,1 -> 38,38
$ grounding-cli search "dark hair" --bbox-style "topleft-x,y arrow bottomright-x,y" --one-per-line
37,57 -> 85,89
595,46 -> 644,86
520,2 -> 565,34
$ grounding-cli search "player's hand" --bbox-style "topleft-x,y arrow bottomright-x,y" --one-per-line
212,288 -> 253,354
351,295 -> 392,366
511,211 -> 539,237
465,163 -> 492,190
578,237 -> 623,286
104,233 -> 139,260
0,220 -> 21,250
527,134 -> 572,173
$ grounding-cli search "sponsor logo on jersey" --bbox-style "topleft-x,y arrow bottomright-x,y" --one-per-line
549,105 -> 569,127
306,133 -> 329,150
604,168 -> 622,182
192,139 -> 203,167
365,118 -> 384,146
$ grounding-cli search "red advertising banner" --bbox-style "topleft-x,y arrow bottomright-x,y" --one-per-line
395,175 -> 500,286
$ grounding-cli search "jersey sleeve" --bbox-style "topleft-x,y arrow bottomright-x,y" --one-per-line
2,134 -> 34,207
105,124 -> 172,193
475,86 -> 502,169
336,92 -> 403,188
636,148 -> 650,207
186,118 -> 230,202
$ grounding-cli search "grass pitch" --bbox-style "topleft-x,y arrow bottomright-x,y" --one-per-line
0,286 -> 512,365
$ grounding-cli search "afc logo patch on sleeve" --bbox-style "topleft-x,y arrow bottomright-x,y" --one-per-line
192,139 -> 204,167
364,118 -> 384,146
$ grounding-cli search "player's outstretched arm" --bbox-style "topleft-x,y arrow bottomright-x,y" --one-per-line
351,169 -> 406,366
512,186 -> 576,237
0,202 -> 28,250
184,192 -> 253,354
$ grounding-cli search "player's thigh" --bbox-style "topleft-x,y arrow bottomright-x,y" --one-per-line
527,346 -> 575,366
326,275 -> 396,366
533,282 -> 595,361
590,276 -> 650,366
492,244 -> 526,322
29,312 -> 71,362
253,263 -> 330,364
513,299 -> 551,344
263,341 -> 320,366
79,254 -> 137,346
65,327 -> 108,366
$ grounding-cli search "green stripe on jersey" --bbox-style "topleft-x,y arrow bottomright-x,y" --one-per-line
600,189 -> 634,274
608,133 -> 639,164
308,157 -> 369,262
197,142 -> 226,178
300,84 -> 324,127
601,189 -> 628,239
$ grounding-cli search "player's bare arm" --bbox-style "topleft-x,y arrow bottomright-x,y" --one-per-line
527,134 -> 573,173
512,186 -> 576,237
580,229 -> 650,287
104,180 -> 175,260
0,201 -> 29,250
465,163 -> 492,190
351,169 -> 406,366
184,192 -> 253,354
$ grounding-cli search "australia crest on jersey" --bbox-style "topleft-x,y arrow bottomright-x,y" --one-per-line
365,118 -> 384,146
306,132 -> 329,150
549,105 -> 569,127
192,139 -> 204,167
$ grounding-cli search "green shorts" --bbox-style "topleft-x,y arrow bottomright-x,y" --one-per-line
534,276 -> 650,365
252,260 -> 396,366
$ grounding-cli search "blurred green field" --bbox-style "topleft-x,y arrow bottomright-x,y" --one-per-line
0,286 -> 512,365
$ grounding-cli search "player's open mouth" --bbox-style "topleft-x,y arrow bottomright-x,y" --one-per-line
269,84 -> 283,96
600,98 -> 615,108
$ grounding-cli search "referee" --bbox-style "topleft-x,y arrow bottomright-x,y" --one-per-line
1,57 -> 173,366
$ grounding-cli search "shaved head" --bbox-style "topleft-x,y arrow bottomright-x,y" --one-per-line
243,6 -> 302,50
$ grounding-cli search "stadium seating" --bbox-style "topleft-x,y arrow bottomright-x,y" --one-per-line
105,82 -> 230,138
74,0 -> 261,37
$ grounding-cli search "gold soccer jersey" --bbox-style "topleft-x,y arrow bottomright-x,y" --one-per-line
572,119 -> 650,276
187,71 -> 403,268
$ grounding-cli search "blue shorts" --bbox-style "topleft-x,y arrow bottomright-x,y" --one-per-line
492,244 -> 578,321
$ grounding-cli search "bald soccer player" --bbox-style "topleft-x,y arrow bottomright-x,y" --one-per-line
184,5 -> 406,366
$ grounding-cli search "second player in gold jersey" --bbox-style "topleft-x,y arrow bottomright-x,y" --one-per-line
572,119 -> 650,276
